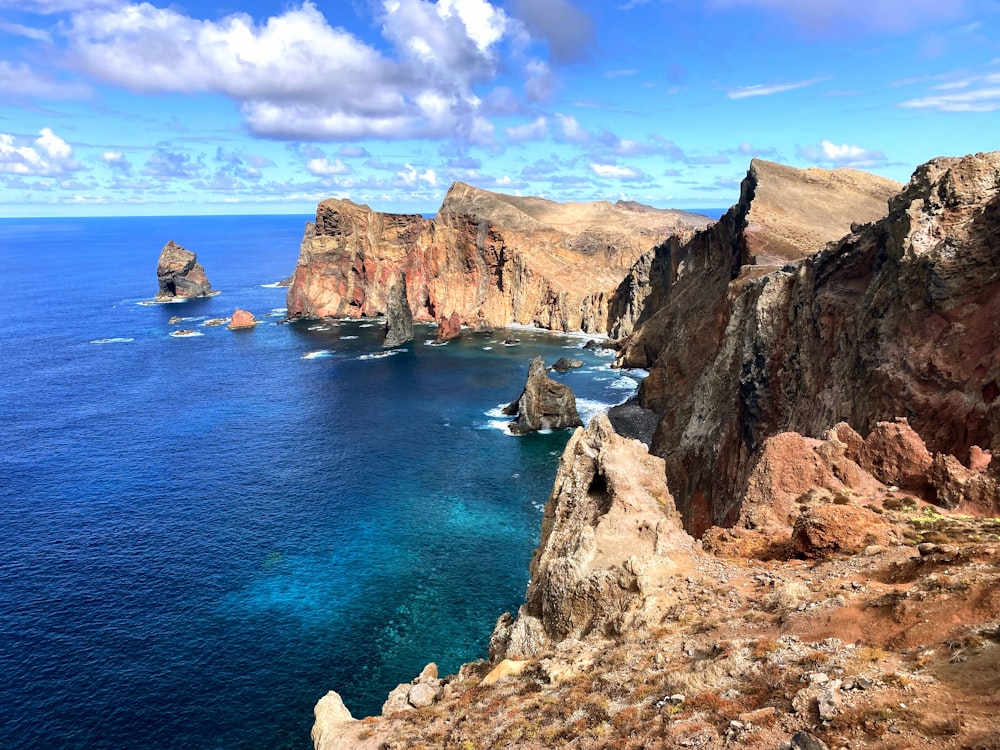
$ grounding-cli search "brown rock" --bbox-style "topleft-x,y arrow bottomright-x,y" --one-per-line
285,183 -> 711,333
969,445 -> 992,472
614,151 -> 1000,535
228,309 -> 257,330
156,240 -> 213,299
434,311 -> 461,343
791,504 -> 894,559
503,357 -> 583,434
854,419 -> 932,490
493,415 -> 694,659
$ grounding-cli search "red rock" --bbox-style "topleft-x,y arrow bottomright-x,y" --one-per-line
969,445 -> 992,473
855,419 -> 933,491
434,311 -> 462,343
228,309 -> 257,329
791,504 -> 894,559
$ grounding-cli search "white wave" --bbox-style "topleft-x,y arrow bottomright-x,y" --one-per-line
358,323 -> 375,328
89,337 -> 134,344
576,396 -> 628,424
482,346 -> 493,350
301,350 -> 333,360
358,349 -> 403,360
271,307 -> 287,313
340,335 -> 358,340
424,339 -> 448,347
609,376 -> 640,390
485,404 -> 509,418
169,330 -> 203,338
260,282 -> 286,288
307,325 -> 331,331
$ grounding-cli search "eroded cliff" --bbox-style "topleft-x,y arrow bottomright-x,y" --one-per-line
616,153 -> 1000,534
285,183 -> 711,333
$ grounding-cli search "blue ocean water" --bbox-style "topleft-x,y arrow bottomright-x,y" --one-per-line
0,216 -> 643,749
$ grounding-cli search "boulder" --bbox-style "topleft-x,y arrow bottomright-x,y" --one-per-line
382,272 -> 413,347
503,357 -> 583,434
310,691 -> 358,750
549,357 -> 584,372
791,504 -> 894,559
228,309 -> 257,330
156,240 -> 213,299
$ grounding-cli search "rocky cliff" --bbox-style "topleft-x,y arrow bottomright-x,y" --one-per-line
616,153 -> 1000,535
285,183 -> 711,333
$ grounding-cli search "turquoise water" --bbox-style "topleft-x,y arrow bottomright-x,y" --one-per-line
0,216 -> 641,748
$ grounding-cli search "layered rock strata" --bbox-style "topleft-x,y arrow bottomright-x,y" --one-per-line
503,357 -> 583,434
285,183 -> 711,333
616,153 -> 1000,534
155,240 -> 213,299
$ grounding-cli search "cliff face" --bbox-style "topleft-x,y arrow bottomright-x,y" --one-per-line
618,152 -> 1000,534
285,183 -> 711,333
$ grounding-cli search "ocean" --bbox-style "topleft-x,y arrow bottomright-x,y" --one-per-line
0,215 -> 645,749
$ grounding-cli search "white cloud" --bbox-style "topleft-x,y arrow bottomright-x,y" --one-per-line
797,139 -> 886,167
306,157 -> 352,176
0,20 -> 53,43
0,61 -> 90,99
901,72 -> 1000,112
0,128 -> 81,176
63,0 -> 518,141
555,113 -> 589,142
589,162 -> 642,179
505,116 -> 547,142
728,77 -> 825,99
393,163 -> 438,187
524,59 -> 556,102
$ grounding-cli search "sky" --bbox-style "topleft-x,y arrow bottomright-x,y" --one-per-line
1,0 -> 999,217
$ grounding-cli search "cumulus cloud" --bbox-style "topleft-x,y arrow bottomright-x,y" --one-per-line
589,162 -> 643,180
306,157 -> 352,177
727,77 -> 826,99
797,139 -> 886,167
524,59 -> 556,102
62,0 -> 517,142
142,145 -> 203,179
0,128 -> 81,176
554,113 -> 589,143
509,0 -> 595,63
505,116 -> 547,142
394,163 -> 438,187
337,145 -> 370,158
102,150 -> 132,174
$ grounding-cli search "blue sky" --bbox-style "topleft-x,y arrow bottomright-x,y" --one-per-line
1,0 -> 998,216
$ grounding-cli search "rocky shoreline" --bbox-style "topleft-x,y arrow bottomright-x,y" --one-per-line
306,152 -> 1000,750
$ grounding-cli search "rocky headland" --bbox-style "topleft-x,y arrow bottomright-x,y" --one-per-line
503,356 -> 583,435
285,182 -> 711,333
309,153 -> 1000,750
155,240 -> 214,300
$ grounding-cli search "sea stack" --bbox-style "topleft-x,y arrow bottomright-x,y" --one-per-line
434,311 -> 462,343
228,309 -> 257,330
503,356 -> 583,434
155,241 -> 213,300
383,272 -> 413,347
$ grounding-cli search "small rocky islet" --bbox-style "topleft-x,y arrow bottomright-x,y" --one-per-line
298,153 -> 1000,750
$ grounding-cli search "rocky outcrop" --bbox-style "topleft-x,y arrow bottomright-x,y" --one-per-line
607,160 -> 899,339
502,357 -> 583,434
491,415 -> 695,659
549,357 -> 583,373
382,272 -> 413,347
227,309 -> 257,330
434,311 -> 462,343
156,240 -> 213,299
614,153 -> 1000,534
285,183 -> 711,333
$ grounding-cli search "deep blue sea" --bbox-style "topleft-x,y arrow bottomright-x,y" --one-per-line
0,215 -> 645,749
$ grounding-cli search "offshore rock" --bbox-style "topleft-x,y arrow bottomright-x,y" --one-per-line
616,153 -> 1000,534
155,240 -> 213,299
227,309 -> 257,330
503,357 -> 583,434
549,357 -> 584,372
434,311 -> 462,343
492,414 -> 695,659
382,272 -> 413,347
285,183 -> 711,333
